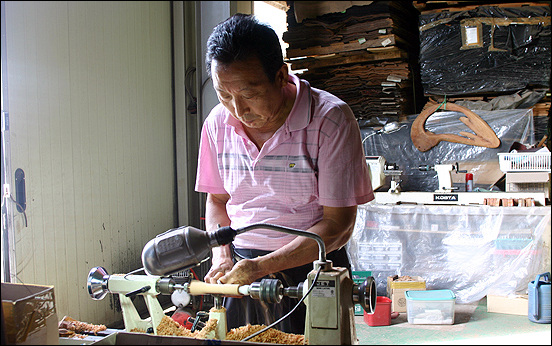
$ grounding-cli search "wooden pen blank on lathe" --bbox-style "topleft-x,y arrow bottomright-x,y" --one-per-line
187,280 -> 241,295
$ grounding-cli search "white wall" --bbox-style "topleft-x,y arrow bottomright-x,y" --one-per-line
1,0 -> 254,327
3,1 -> 175,325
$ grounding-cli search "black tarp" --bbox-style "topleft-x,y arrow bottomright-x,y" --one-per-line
419,5 -> 551,96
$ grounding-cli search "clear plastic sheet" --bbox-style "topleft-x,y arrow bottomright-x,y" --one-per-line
347,204 -> 551,303
418,5 -> 551,95
361,108 -> 535,192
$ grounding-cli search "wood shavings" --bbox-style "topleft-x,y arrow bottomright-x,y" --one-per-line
129,328 -> 147,333
58,316 -> 107,335
156,315 -> 306,344
156,315 -> 218,339
58,329 -> 87,339
210,306 -> 227,313
391,275 -> 415,281
226,324 -> 306,345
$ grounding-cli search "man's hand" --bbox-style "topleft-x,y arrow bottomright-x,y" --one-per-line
204,192 -> 234,284
204,257 -> 234,284
216,257 -> 264,286
204,245 -> 234,284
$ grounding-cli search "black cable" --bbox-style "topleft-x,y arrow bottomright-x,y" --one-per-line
9,195 -> 27,227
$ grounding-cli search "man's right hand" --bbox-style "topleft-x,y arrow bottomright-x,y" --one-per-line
204,245 -> 235,284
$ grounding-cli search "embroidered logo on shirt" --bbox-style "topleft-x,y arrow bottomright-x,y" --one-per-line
289,163 -> 296,168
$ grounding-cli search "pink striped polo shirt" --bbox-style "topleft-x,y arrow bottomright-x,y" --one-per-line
195,74 -> 374,251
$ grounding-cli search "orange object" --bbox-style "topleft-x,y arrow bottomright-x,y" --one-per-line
172,308 -> 194,329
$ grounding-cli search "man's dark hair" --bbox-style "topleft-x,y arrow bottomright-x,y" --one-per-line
206,14 -> 284,83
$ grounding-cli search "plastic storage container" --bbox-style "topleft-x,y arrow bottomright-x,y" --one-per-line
498,152 -> 551,172
405,289 -> 456,324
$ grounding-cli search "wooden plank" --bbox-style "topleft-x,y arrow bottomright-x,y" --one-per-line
287,35 -> 397,58
288,47 -> 408,70
415,1 -> 550,14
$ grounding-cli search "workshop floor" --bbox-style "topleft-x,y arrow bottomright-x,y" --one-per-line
355,297 -> 551,345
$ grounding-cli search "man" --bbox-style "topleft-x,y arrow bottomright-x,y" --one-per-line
195,14 -> 373,334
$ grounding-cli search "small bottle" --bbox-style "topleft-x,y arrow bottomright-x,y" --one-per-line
465,173 -> 473,192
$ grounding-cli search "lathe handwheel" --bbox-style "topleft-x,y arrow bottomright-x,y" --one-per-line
354,276 -> 376,314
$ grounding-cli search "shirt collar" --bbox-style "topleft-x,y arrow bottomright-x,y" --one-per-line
286,74 -> 311,132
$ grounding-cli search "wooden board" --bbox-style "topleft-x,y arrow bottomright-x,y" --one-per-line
287,35 -> 397,58
414,1 -> 550,13
288,47 -> 408,70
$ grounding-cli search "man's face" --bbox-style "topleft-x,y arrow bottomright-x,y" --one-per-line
211,57 -> 287,130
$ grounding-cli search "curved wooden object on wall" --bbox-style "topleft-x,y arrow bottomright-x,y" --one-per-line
411,102 -> 501,152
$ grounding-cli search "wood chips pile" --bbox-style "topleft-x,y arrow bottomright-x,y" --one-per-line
155,313 -> 306,344
156,315 -> 218,339
390,275 -> 415,282
226,324 -> 305,345
58,316 -> 107,339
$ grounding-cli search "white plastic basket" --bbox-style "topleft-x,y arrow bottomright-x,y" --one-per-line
498,152 -> 551,172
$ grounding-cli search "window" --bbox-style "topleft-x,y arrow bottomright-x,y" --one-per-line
253,1 -> 289,59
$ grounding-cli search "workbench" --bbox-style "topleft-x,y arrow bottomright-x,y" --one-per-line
354,297 -> 551,345
60,297 -> 550,345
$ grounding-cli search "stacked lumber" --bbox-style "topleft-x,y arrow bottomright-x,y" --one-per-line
298,61 -> 415,120
284,1 -> 423,124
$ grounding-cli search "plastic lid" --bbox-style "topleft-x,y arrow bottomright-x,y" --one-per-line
405,289 -> 456,301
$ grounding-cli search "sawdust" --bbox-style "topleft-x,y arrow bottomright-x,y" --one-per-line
156,315 -> 218,339
391,275 -> 415,281
226,324 -> 306,344
58,316 -> 107,336
155,314 -> 306,344
210,306 -> 227,313
129,328 -> 147,333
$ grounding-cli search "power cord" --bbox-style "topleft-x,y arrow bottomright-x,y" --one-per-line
361,121 -> 407,144
2,185 -> 27,227
241,265 -> 323,342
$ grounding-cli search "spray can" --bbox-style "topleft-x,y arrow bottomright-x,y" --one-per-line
465,173 -> 473,192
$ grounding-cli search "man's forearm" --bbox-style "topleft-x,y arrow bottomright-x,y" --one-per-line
205,193 -> 231,232
252,208 -> 356,278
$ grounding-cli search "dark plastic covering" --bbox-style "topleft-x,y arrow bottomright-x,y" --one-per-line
419,5 -> 551,95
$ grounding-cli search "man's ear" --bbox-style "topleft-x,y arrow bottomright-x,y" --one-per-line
276,63 -> 289,88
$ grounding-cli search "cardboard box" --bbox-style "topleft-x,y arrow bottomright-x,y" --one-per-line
387,276 -> 426,313
1,283 -> 58,345
506,172 -> 551,199
352,271 -> 372,316
487,294 -> 529,316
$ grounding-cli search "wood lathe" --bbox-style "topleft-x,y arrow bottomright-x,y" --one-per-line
87,223 -> 377,344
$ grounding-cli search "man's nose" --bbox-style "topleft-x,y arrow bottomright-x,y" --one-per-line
232,98 -> 247,117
